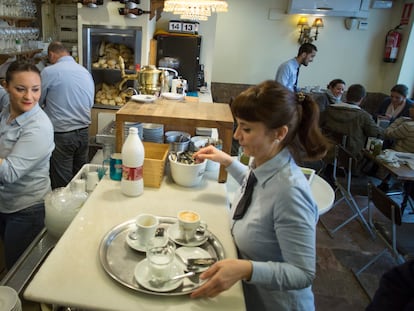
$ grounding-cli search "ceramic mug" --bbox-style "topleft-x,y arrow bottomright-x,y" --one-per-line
135,214 -> 159,247
177,210 -> 207,242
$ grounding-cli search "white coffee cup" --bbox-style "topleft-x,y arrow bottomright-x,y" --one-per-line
135,214 -> 159,247
146,239 -> 176,284
177,210 -> 207,242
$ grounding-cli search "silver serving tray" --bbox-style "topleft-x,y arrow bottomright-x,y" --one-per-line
99,216 -> 225,296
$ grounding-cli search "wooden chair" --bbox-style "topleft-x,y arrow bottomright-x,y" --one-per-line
353,182 -> 414,299
319,144 -> 375,239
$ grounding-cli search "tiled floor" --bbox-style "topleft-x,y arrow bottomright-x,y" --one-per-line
314,194 -> 398,311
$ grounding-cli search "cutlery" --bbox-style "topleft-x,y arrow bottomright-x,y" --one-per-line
149,271 -> 195,287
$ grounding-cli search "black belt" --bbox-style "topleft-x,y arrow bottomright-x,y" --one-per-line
54,126 -> 89,134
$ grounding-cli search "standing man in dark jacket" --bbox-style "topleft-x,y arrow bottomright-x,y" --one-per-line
40,41 -> 95,189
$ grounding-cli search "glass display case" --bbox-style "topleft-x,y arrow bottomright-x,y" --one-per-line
82,24 -> 142,106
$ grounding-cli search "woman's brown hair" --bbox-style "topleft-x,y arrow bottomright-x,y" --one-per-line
231,80 -> 330,162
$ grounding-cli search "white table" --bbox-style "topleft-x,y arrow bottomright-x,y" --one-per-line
226,173 -> 334,216
24,173 -> 245,311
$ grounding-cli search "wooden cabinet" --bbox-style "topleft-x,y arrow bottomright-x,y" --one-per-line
115,99 -> 234,183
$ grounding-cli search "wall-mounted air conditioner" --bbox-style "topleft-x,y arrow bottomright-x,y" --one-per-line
287,0 -> 370,18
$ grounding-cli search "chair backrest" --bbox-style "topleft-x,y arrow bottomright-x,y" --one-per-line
369,183 -> 402,226
323,128 -> 348,148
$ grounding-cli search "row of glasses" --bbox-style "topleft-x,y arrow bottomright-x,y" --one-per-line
0,0 -> 37,18
0,27 -> 40,53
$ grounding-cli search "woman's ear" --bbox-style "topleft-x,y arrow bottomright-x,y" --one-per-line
275,125 -> 288,142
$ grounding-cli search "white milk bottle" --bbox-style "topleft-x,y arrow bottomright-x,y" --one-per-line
121,127 -> 145,196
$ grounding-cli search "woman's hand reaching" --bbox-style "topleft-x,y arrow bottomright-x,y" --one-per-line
190,259 -> 252,298
193,145 -> 233,167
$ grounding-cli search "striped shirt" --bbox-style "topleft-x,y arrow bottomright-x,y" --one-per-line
384,117 -> 414,153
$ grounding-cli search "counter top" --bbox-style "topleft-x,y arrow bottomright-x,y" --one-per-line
24,173 -> 245,311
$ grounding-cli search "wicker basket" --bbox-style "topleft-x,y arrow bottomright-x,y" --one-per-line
143,142 -> 169,188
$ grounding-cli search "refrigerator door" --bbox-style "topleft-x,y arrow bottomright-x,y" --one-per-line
156,35 -> 201,92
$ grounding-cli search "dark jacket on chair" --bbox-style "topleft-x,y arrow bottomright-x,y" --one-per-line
320,102 -> 383,162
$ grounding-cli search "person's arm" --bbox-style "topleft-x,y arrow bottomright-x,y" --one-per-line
191,183 -> 316,298
275,63 -> 293,91
385,118 -> 412,139
0,121 -> 53,185
363,112 -> 384,138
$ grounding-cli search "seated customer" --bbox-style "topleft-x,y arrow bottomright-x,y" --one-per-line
376,84 -> 413,123
314,78 -> 346,112
384,107 -> 414,153
320,84 -> 383,164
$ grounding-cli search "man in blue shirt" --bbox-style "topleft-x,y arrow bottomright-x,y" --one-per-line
40,41 -> 95,189
275,43 -> 318,92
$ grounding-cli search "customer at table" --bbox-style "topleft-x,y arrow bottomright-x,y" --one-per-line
376,84 -> 413,123
39,41 -> 95,189
0,61 -> 54,269
275,43 -> 317,92
320,84 -> 383,164
314,78 -> 346,112
191,80 -> 330,310
384,107 -> 414,153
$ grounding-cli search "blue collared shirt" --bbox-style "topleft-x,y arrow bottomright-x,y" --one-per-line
275,58 -> 300,91
0,85 -> 8,112
40,56 -> 95,132
0,103 -> 55,212
228,148 -> 317,311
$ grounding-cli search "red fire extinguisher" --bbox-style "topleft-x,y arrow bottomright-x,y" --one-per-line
384,25 -> 402,63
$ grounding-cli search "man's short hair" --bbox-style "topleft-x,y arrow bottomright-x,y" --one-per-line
48,41 -> 69,54
346,84 -> 366,102
298,43 -> 317,56
391,84 -> 409,97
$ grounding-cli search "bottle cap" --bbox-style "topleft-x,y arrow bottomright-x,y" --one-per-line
129,127 -> 138,135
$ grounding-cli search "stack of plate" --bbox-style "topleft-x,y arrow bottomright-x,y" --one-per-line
0,286 -> 22,311
124,122 -> 144,141
142,123 -> 164,143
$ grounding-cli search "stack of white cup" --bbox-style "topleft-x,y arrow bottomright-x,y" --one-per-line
0,286 -> 22,311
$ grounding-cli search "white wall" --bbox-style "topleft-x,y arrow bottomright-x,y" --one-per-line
156,0 -> 413,95
213,0 -> 412,93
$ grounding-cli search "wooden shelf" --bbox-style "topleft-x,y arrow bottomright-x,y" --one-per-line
0,16 -> 36,26
0,48 -> 43,65
150,0 -> 164,21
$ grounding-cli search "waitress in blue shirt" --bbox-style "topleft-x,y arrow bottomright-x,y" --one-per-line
0,61 -> 54,269
192,80 -> 329,310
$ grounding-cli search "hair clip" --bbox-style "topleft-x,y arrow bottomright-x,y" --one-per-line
297,92 -> 305,102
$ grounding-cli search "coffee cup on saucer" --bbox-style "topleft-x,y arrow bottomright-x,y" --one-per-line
177,210 -> 207,242
131,214 -> 159,248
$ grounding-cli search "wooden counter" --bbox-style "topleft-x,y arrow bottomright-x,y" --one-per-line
115,99 -> 234,183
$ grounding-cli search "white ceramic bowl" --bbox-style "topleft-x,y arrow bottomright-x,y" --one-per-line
169,154 -> 206,187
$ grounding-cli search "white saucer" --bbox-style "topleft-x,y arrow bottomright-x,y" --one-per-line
176,246 -> 211,272
168,222 -> 209,247
131,94 -> 157,103
134,258 -> 184,292
125,230 -> 146,252
161,92 -> 184,100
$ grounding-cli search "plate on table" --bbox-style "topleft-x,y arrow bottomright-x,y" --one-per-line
176,247 -> 212,272
99,217 -> 224,296
134,258 -> 184,292
168,222 -> 209,247
161,92 -> 184,100
131,94 -> 157,103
